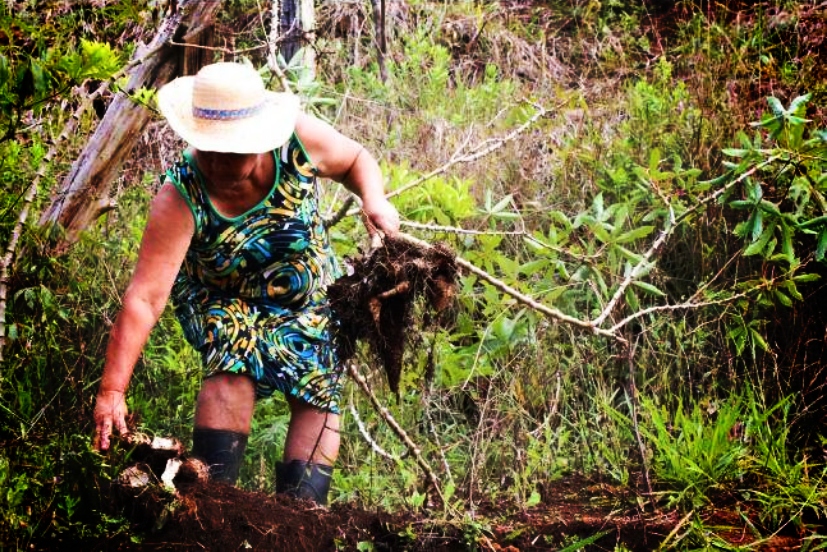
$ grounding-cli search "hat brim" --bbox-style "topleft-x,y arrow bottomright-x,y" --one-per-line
157,76 -> 300,154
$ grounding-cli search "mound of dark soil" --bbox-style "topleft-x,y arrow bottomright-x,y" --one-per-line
25,440 -> 811,552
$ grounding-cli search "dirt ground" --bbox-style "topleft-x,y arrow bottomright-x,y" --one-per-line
26,434 -> 809,552
50,468 -> 807,552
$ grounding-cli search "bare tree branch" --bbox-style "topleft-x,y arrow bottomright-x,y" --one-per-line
346,362 -> 444,500
393,232 -> 621,341
325,100 -> 561,228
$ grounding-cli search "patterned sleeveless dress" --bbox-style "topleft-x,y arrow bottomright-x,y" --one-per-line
167,135 -> 343,413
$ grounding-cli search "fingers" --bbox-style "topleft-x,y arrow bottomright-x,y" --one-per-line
115,415 -> 131,440
94,419 -> 112,451
362,199 -> 400,237
92,392 -> 129,451
94,415 -> 129,451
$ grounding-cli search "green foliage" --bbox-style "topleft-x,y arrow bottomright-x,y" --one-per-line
640,394 -> 749,509
721,94 -> 827,266
711,95 -> 827,359
4,0 -> 827,548
0,16 -> 123,140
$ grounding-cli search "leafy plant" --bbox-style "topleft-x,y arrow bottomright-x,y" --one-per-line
640,393 -> 749,509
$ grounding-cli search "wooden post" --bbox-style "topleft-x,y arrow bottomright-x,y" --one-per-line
38,0 -> 222,249
371,0 -> 388,83
273,0 -> 315,78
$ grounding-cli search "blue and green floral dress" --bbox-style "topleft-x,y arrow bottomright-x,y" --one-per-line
167,135 -> 343,413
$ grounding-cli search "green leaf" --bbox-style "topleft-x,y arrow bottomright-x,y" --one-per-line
796,215 -> 827,230
749,328 -> 769,352
817,229 -> 827,261
722,148 -> 749,158
525,490 -> 542,508
518,258 -> 550,276
744,223 -> 774,257
730,326 -> 747,356
615,245 -> 644,264
625,286 -> 640,311
767,96 -> 786,119
787,115 -> 811,125
774,290 -> 793,307
785,281 -> 804,301
0,54 -> 8,88
700,173 -> 732,187
792,273 -> 821,283
781,225 -> 794,257
753,210 -> 765,242
746,180 -> 763,203
728,200 -> 754,210
30,60 -> 45,97
491,194 -> 514,213
788,94 -> 810,116
632,280 -> 666,297
648,148 -> 662,173
758,200 -> 781,216
614,225 -> 655,244
591,223 -> 612,244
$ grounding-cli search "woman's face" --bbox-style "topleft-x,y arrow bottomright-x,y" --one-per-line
194,150 -> 262,183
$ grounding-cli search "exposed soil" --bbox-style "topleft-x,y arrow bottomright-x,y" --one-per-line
39,443 -> 811,552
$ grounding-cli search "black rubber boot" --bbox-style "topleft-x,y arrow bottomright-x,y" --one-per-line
275,460 -> 333,505
191,428 -> 248,485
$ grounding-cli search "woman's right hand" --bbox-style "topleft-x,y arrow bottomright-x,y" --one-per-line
93,389 -> 130,451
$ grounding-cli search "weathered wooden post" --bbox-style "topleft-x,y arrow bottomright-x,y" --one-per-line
38,0 -> 222,249
270,0 -> 315,78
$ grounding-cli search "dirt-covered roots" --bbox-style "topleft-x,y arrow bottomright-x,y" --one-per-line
328,236 -> 458,394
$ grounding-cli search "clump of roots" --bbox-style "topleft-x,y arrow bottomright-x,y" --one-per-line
328,236 -> 459,394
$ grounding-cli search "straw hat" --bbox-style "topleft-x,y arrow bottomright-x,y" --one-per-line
157,62 -> 300,154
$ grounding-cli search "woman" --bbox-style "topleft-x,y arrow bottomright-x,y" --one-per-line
92,62 -> 399,505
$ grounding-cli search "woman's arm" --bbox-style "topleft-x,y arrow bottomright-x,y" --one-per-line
93,182 -> 194,451
294,112 -> 399,236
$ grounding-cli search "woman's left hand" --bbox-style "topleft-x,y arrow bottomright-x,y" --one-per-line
362,196 -> 400,238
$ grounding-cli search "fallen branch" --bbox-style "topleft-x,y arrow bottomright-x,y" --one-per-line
384,100 -> 559,202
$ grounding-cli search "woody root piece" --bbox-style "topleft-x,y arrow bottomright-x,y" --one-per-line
328,235 -> 458,395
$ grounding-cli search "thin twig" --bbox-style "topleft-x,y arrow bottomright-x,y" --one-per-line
348,402 -> 399,461
608,292 -> 748,334
346,362 -> 444,501
626,338 -> 654,501
167,40 -> 268,56
326,100 -> 562,228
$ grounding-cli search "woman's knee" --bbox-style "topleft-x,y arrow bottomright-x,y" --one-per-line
198,373 -> 255,403
195,373 -> 255,430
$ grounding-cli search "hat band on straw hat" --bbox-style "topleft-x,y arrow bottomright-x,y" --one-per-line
192,103 -> 265,121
